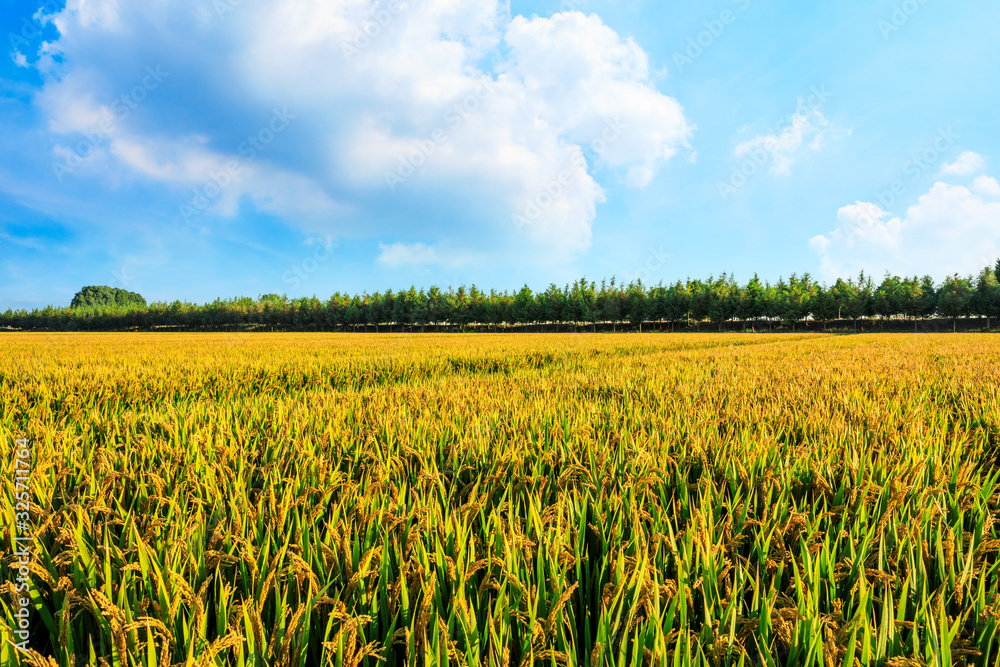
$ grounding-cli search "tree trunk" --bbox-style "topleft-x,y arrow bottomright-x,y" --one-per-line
953,318 -> 957,333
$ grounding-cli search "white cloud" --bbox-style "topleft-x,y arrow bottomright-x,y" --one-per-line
812,174 -> 1000,280
376,241 -> 481,269
972,175 -> 1000,198
735,99 -> 836,176
32,1 -> 693,259
810,201 -> 901,251
377,242 -> 439,267
108,134 -> 345,230
940,151 -> 985,176
502,12 -> 692,186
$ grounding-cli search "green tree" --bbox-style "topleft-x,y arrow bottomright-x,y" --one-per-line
938,274 -> 973,332
874,275 -> 905,321
811,284 -> 838,328
539,284 -> 565,327
663,281 -> 691,330
468,285 -> 488,326
366,292 -> 384,332
738,274 -> 766,325
760,281 -> 781,330
623,280 -> 649,329
513,285 -> 539,326
973,266 -> 1000,329
413,289 -> 430,330
915,276 -> 938,319
426,286 -> 445,325
71,286 -> 147,309
598,278 -> 622,329
842,272 -> 873,330
688,279 -> 710,330
706,274 -> 738,331
394,287 -> 418,329
259,293 -> 285,305
451,286 -> 470,327
777,274 -> 815,330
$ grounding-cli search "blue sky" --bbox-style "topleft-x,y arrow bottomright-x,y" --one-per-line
1,0 -> 999,309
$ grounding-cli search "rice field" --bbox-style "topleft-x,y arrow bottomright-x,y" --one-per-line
2,332 -> 999,666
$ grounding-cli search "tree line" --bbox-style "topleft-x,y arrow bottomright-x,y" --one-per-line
3,262 -> 1000,332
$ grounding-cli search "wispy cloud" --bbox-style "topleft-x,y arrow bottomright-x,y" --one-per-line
734,99 -> 838,176
377,242 -> 440,268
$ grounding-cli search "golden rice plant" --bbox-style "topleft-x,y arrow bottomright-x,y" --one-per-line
1,332 -> 998,665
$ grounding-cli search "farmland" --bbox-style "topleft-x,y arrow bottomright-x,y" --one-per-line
2,333 -> 999,666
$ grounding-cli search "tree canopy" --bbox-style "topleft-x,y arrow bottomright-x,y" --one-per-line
70,286 -> 147,310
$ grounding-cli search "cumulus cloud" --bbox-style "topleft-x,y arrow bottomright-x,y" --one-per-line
29,0 -> 693,259
940,151 -> 985,176
735,99 -> 838,176
502,12 -> 692,187
973,175 -> 1000,198
811,161 -> 1000,280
